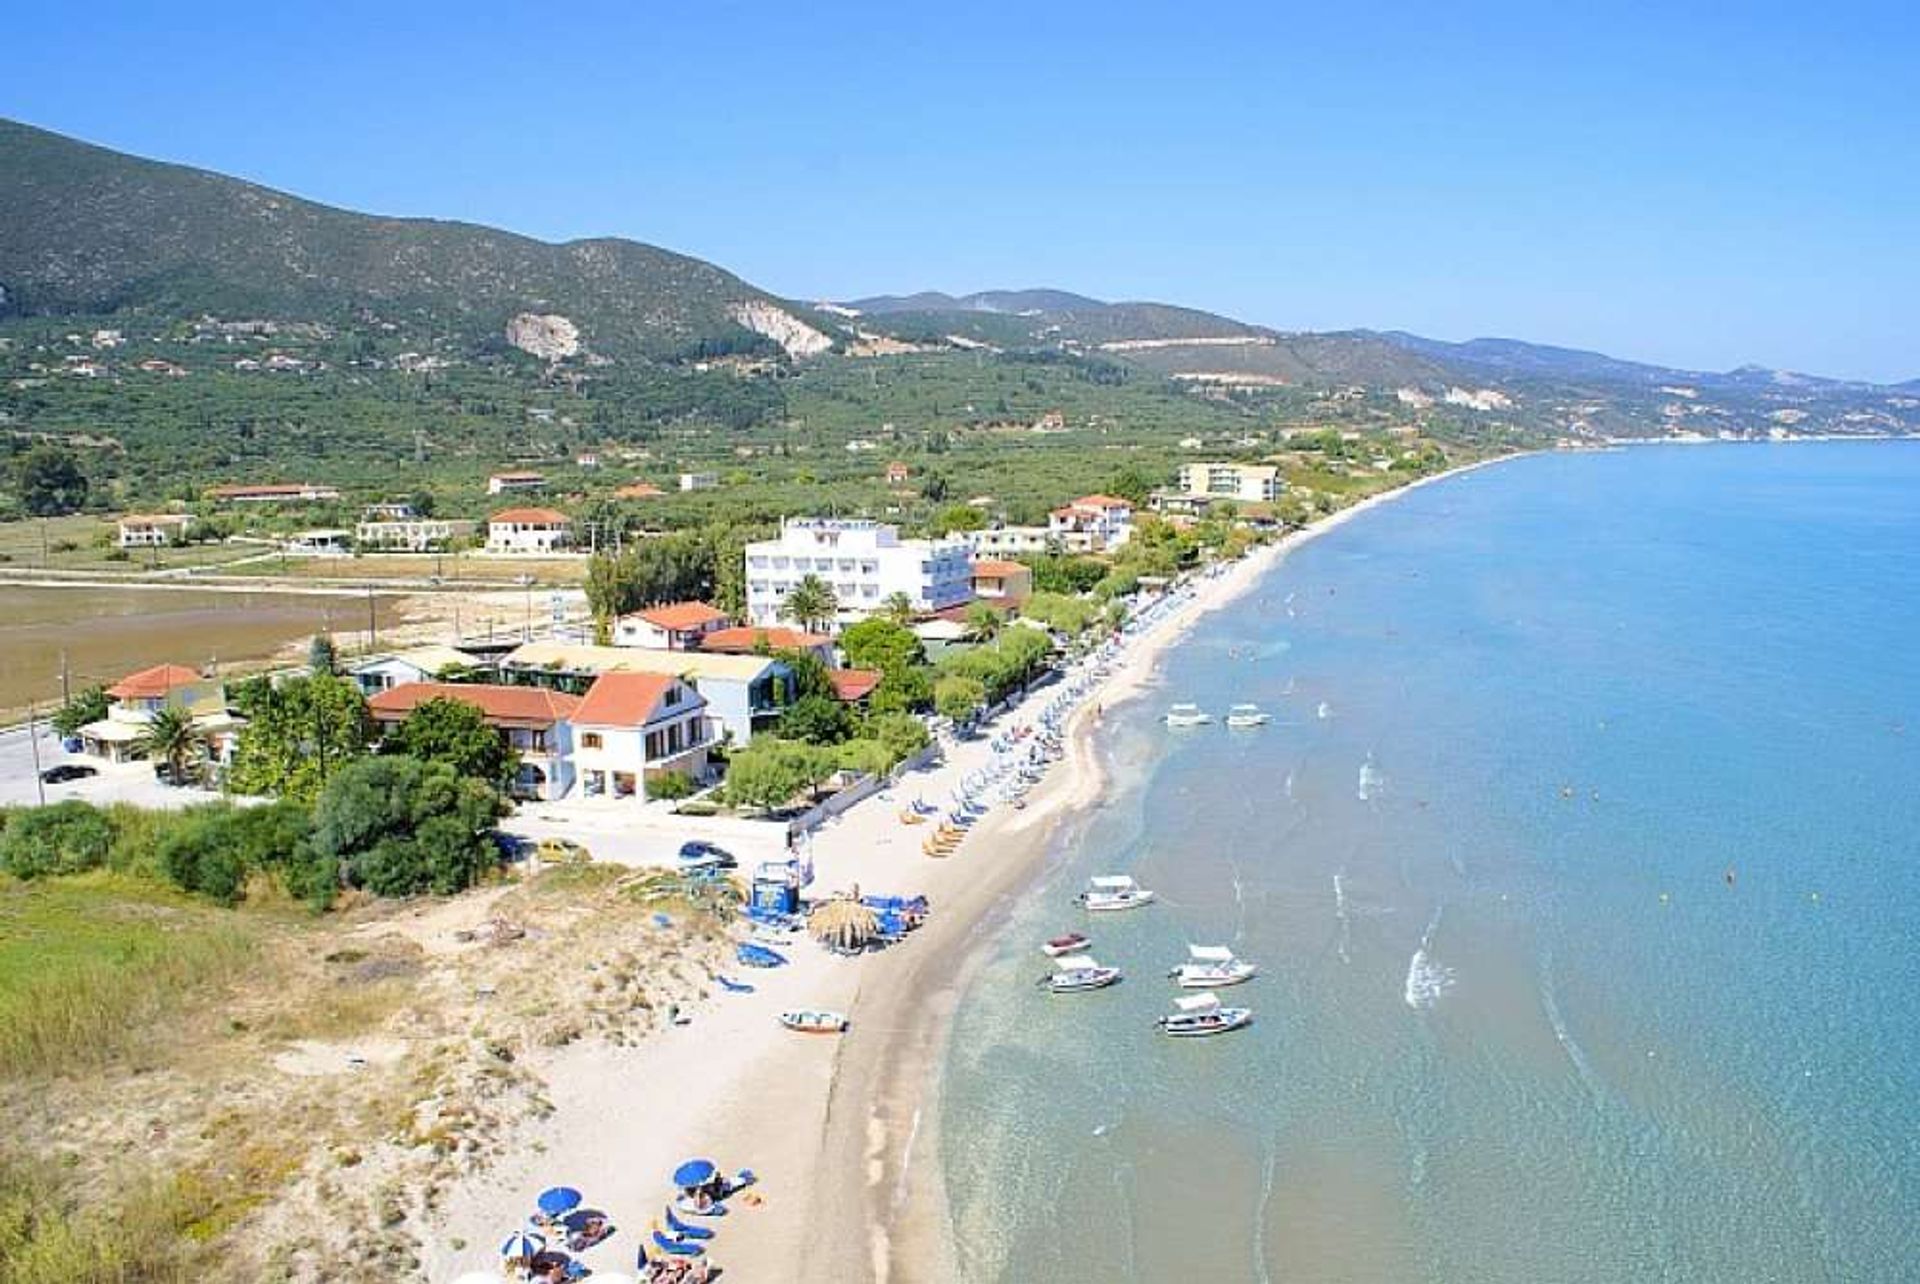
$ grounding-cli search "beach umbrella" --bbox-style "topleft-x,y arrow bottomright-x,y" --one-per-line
672,1158 -> 717,1189
809,897 -> 881,950
500,1230 -> 546,1259
536,1186 -> 583,1217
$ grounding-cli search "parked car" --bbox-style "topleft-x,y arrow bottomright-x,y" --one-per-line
38,763 -> 98,784
678,840 -> 738,870
535,837 -> 592,865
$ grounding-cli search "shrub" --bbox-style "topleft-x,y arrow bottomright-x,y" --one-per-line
777,693 -> 852,745
868,712 -> 931,767
644,772 -> 696,801
0,802 -> 114,879
311,755 -> 504,899
155,801 -> 315,905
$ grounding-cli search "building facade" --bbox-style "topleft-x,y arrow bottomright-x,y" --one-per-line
1175,462 -> 1282,503
611,601 -> 730,650
960,525 -> 1055,557
355,518 -> 472,552
570,673 -> 712,799
367,681 -> 579,801
1047,494 -> 1134,553
117,514 -> 192,547
743,518 -> 972,629
486,508 -> 572,555
487,471 -> 548,495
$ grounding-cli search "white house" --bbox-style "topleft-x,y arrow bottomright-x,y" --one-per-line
679,472 -> 720,492
570,672 -> 712,799
486,507 -> 572,555
117,514 -> 192,548
611,601 -> 730,650
355,518 -> 473,552
1175,462 -> 1282,504
502,641 -> 792,747
350,645 -> 479,695
285,529 -> 353,557
960,525 -> 1054,557
744,518 -> 972,629
1047,494 -> 1134,553
76,664 -> 243,768
487,471 -> 547,495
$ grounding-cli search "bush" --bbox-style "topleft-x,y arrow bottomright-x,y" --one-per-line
311,755 -> 504,899
644,772 -> 696,801
0,802 -> 114,879
868,712 -> 931,767
156,801 -> 316,905
834,738 -> 893,777
777,693 -> 853,745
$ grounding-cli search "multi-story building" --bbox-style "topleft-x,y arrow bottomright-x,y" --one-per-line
611,601 -> 730,650
117,514 -> 192,548
570,672 -> 712,799
206,482 -> 341,504
75,664 -> 244,768
1175,462 -> 1282,504
971,559 -> 1034,605
679,472 -> 719,492
487,471 -> 548,495
486,507 -> 572,555
1047,494 -> 1135,553
743,518 -> 972,629
367,681 -> 579,801
960,525 -> 1055,557
501,641 -> 794,748
355,518 -> 473,552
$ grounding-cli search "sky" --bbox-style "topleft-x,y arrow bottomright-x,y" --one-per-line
6,1 -> 1916,382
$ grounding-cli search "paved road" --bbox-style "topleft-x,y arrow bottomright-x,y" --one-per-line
0,722 -> 222,809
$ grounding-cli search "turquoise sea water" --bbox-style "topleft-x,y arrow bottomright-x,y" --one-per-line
938,443 -> 1920,1283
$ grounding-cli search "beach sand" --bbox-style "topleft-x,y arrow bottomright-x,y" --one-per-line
422,458 -> 1511,1283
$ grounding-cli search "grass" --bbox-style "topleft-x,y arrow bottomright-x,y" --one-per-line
0,874 -> 255,1077
0,1152 -> 216,1284
0,514 -> 255,574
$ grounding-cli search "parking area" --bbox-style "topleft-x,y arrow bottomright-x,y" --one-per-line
0,724 -> 221,810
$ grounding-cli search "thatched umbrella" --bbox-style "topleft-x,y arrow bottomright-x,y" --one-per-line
809,898 -> 881,951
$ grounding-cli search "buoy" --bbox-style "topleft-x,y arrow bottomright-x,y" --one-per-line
1659,892 -> 1670,903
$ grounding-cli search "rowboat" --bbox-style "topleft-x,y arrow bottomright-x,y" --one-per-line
779,1009 -> 849,1034
1156,991 -> 1253,1037
1169,943 -> 1258,988
1041,931 -> 1091,957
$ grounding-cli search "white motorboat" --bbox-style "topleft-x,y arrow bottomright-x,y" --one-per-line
1077,875 -> 1156,912
1044,955 -> 1122,993
1156,991 -> 1253,1037
1169,944 -> 1259,988
1224,703 -> 1269,728
779,1009 -> 849,1034
1165,703 -> 1213,727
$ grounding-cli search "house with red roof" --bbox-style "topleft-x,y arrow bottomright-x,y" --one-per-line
1047,494 -> 1134,553
970,558 -> 1034,605
368,681 -> 581,800
611,601 -> 730,650
485,507 -> 572,555
695,625 -> 836,664
826,669 -> 882,706
570,672 -> 711,800
76,664 -> 242,767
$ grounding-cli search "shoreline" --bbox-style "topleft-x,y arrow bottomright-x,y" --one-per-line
419,453 -> 1520,1284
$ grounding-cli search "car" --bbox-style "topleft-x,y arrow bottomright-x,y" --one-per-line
38,763 -> 98,784
678,840 -> 738,869
534,837 -> 592,865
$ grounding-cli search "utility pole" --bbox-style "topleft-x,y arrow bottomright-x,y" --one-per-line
58,651 -> 71,707
27,702 -> 46,806
367,586 -> 378,652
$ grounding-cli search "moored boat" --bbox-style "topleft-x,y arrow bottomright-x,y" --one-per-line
1165,702 -> 1213,727
1077,874 -> 1156,912
1225,703 -> 1269,728
1044,955 -> 1122,993
779,1009 -> 849,1033
1156,990 -> 1253,1037
1169,943 -> 1258,988
1042,931 -> 1092,957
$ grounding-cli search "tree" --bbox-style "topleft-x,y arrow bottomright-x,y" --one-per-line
723,738 -> 836,812
1020,591 -> 1097,636
50,685 -> 110,737
310,754 -> 504,898
308,633 -> 339,676
840,617 -> 925,673
778,693 -> 853,745
138,705 -> 206,786
157,800 -> 319,905
13,445 -> 88,517
228,674 -> 373,802
773,647 -> 835,702
1022,554 -> 1105,595
1105,465 -> 1154,506
869,666 -> 933,715
879,592 -> 917,625
779,574 -> 839,634
935,675 -> 987,724
387,697 -> 516,787
931,504 -> 986,535
964,602 -> 1003,642
835,738 -> 893,777
868,711 -> 932,767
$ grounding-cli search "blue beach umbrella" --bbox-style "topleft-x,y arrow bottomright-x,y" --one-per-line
500,1230 -> 545,1259
672,1158 -> 717,1189
537,1186 -> 583,1217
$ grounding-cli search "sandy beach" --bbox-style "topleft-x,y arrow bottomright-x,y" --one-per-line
422,457 -> 1514,1283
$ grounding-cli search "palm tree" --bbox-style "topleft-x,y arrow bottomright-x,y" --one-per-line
880,592 -> 916,625
964,601 -> 1003,642
138,705 -> 205,786
779,574 -> 840,634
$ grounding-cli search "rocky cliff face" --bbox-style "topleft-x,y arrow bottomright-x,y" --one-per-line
728,300 -> 832,358
505,312 -> 582,361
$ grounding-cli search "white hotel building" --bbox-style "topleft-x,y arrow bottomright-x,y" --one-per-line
745,518 -> 972,629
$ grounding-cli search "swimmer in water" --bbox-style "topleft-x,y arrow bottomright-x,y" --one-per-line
1724,865 -> 1737,888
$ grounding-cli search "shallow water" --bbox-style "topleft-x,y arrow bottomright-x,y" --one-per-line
0,585 -> 404,711
939,443 -> 1920,1283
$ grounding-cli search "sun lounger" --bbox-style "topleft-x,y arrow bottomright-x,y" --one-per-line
665,1207 -> 714,1240
653,1228 -> 705,1257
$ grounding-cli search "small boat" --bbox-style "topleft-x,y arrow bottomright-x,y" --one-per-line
1078,875 -> 1156,913
1156,991 -> 1253,1037
1042,931 -> 1092,958
1165,703 -> 1213,727
780,1009 -> 849,1034
1225,703 -> 1269,728
1044,955 -> 1122,993
1170,944 -> 1259,988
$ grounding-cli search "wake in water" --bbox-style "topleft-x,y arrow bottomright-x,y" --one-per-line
1317,700 -> 1333,720
1357,753 -> 1384,802
1333,871 -> 1352,965
1405,906 -> 1456,1010
1539,949 -> 1606,1103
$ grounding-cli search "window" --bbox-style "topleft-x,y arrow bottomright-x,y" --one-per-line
581,732 -> 603,750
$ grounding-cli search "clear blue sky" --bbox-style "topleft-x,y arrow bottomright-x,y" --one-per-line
7,1 -> 1916,381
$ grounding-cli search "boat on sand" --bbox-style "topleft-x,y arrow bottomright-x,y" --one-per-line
779,1009 -> 849,1034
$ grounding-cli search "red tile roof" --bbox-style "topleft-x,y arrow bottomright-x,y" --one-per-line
614,482 -> 664,498
698,626 -> 832,653
633,601 -> 729,631
827,669 -> 883,702
107,664 -> 204,699
489,507 -> 570,525
1072,493 -> 1134,509
573,672 -> 699,727
970,559 -> 1030,578
368,682 -> 579,728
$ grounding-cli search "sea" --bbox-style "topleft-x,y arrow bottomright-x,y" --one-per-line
937,442 -> 1920,1283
